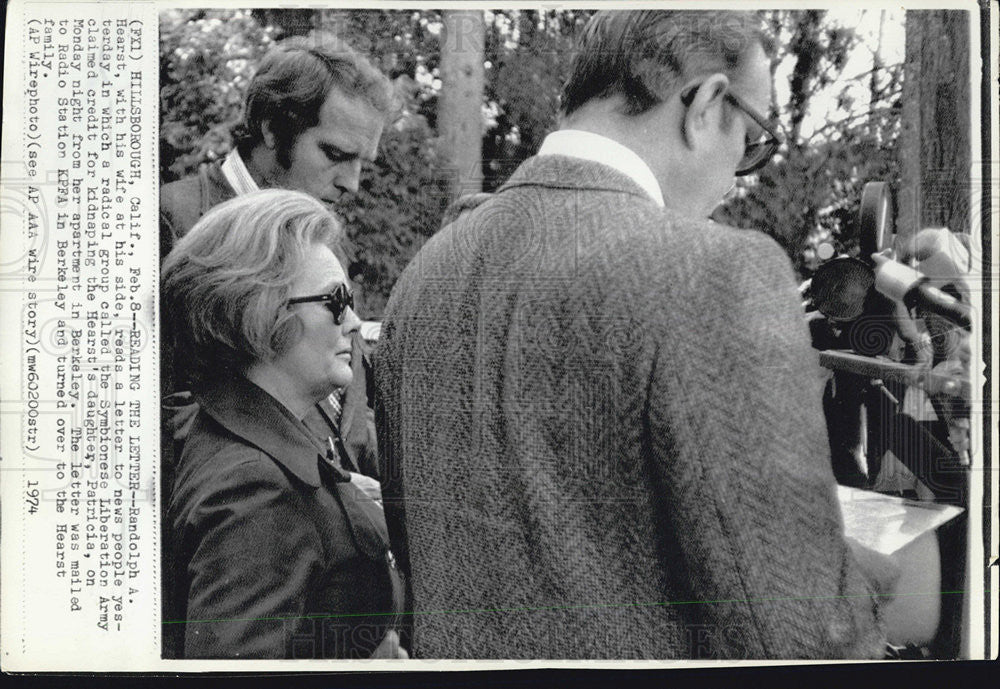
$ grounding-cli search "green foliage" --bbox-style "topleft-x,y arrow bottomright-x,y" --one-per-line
338,117 -> 452,317
159,10 -> 276,180
482,10 -> 593,190
777,10 -> 860,144
713,110 -> 901,276
714,10 -> 903,277
314,9 -> 444,81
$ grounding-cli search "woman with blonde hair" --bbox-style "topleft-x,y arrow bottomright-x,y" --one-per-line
161,189 -> 405,659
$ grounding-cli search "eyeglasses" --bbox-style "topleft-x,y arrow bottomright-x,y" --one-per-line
723,91 -> 781,176
287,283 -> 354,325
680,85 -> 782,176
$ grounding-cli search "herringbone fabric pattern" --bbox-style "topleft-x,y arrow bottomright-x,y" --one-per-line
375,155 -> 885,659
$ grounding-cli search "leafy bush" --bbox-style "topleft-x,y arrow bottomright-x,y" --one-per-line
159,10 -> 276,180
338,115 -> 452,316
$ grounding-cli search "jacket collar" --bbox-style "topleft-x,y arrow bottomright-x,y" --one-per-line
536,130 -> 665,207
440,155 -> 661,227
197,375 -> 325,488
499,153 -> 660,204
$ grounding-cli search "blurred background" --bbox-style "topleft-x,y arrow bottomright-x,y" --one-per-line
159,8 -> 965,319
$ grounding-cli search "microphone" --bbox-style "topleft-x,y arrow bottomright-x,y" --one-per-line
871,253 -> 971,331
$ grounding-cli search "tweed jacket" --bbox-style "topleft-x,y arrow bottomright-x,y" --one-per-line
374,155 -> 885,659
167,375 -> 404,658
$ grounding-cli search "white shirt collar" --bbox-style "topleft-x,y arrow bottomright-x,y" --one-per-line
536,129 -> 664,207
221,148 -> 261,196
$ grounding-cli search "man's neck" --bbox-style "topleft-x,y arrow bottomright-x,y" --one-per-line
561,103 -> 661,182
561,99 -> 649,153
562,98 -> 707,217
242,145 -> 279,190
539,129 -> 665,208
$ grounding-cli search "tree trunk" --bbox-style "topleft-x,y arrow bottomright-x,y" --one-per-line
438,10 -> 485,199
898,11 -> 971,244
897,11 -> 972,661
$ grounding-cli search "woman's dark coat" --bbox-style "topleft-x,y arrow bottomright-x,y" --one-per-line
167,375 -> 402,659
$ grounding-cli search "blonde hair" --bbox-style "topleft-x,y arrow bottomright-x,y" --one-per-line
162,189 -> 343,387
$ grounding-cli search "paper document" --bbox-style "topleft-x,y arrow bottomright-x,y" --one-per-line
838,485 -> 964,556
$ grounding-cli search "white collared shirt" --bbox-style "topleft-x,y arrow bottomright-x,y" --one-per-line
536,129 -> 665,208
220,148 -> 261,196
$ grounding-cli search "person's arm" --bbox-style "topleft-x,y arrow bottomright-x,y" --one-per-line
181,457 -> 323,658
646,232 -> 887,658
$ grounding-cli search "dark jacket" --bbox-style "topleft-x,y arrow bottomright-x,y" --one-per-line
375,155 -> 886,659
160,161 -> 236,257
167,375 -> 403,659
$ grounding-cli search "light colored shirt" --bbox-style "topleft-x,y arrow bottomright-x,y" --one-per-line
220,148 -> 261,196
537,129 -> 664,207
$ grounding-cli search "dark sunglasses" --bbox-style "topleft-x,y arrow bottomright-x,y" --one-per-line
681,85 -> 782,176
287,283 -> 354,325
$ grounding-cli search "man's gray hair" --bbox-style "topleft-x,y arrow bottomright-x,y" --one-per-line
561,10 -> 770,118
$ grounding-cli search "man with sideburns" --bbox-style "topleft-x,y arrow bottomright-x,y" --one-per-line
160,32 -> 391,243
376,11 -> 891,658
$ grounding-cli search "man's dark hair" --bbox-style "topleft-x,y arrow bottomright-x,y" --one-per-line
233,32 -> 394,166
561,11 -> 771,118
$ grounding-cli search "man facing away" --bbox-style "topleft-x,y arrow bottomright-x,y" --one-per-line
375,11 -> 889,658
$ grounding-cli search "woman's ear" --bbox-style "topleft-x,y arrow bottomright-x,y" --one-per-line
680,73 -> 730,149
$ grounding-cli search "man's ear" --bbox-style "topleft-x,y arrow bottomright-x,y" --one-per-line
680,73 -> 730,149
261,119 -> 278,150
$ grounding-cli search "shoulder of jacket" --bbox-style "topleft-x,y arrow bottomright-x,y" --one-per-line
160,163 -> 230,235
441,192 -> 494,227
629,210 -> 788,264
160,171 -> 203,206
179,419 -> 290,489
160,172 -> 203,231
